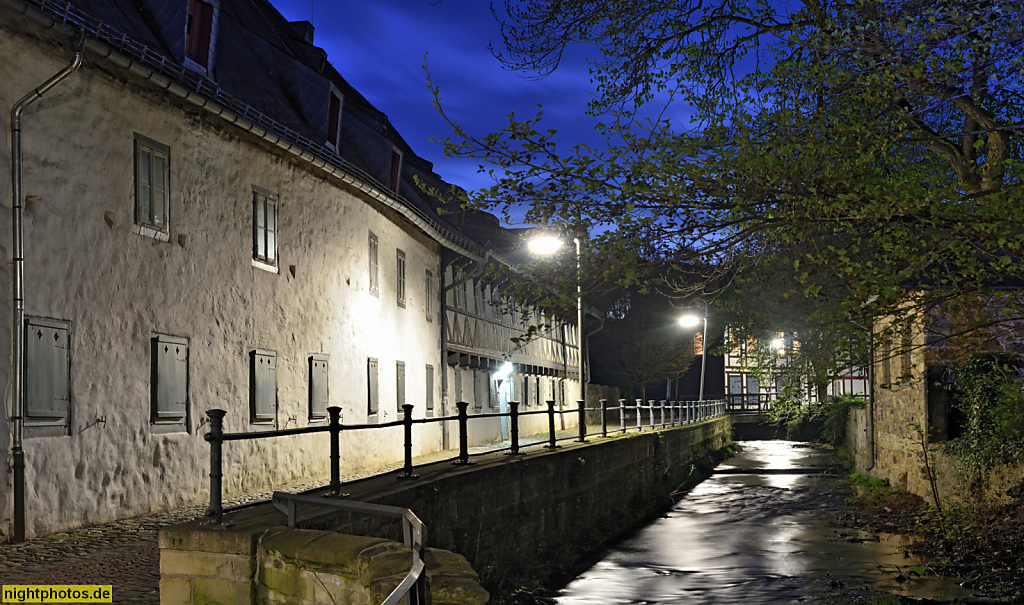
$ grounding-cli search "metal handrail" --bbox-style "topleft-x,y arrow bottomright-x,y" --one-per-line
204,397 -> 728,523
271,492 -> 426,605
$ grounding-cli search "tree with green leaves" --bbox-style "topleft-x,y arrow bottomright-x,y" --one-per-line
431,0 -> 1024,349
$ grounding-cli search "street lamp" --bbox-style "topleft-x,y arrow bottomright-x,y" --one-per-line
527,232 -> 586,404
679,299 -> 708,401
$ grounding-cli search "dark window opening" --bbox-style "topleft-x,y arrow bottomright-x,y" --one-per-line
327,91 -> 342,146
186,0 -> 214,68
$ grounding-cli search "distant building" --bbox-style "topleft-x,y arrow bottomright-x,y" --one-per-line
1,0 -> 577,539
723,328 -> 869,412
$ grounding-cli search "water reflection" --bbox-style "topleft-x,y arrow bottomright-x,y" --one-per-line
557,441 -> 972,604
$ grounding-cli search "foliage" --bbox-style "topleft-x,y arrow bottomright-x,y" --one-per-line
767,394 -> 861,446
944,353 -> 1024,498
588,291 -> 695,397
431,0 -> 1024,353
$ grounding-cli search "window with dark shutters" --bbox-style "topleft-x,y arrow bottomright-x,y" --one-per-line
250,350 -> 277,424
309,354 -> 329,420
152,334 -> 188,424
367,358 -> 379,417
396,361 -> 406,413
25,318 -> 71,428
425,365 -> 434,416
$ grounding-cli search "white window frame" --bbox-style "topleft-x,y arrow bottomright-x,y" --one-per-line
397,249 -> 407,308
252,187 -> 279,271
133,134 -> 170,241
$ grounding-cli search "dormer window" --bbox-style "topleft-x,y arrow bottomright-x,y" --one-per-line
186,0 -> 215,69
327,88 -> 343,149
390,147 -> 403,195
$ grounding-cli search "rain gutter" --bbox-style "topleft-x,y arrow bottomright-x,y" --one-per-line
9,30 -> 84,544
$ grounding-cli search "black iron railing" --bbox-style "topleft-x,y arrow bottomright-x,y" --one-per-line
203,398 -> 727,523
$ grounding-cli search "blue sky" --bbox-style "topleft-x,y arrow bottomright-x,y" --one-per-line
273,0 -> 601,207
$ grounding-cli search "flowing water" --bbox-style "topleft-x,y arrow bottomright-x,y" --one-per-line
556,440 -> 974,604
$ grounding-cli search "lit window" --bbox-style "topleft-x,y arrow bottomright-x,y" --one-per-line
186,0 -> 215,68
397,249 -> 407,307
253,189 -> 278,266
368,232 -> 379,294
134,134 -> 170,234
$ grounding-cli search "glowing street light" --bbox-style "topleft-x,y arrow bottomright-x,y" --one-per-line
527,231 -> 586,402
527,235 -> 564,256
679,300 -> 709,402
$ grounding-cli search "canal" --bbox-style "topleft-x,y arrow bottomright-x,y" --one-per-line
557,440 -> 973,604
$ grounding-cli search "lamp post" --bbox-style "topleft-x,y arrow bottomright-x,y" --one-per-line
527,233 -> 586,405
679,299 -> 708,401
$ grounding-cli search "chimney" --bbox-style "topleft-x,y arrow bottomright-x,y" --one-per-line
289,20 -> 315,44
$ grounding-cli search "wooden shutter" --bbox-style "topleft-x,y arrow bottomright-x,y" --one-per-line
309,354 -> 329,419
25,319 -> 70,424
153,335 -> 188,421
251,350 -> 277,423
367,358 -> 379,416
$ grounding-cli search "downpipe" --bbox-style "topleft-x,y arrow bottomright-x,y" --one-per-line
9,32 -> 84,543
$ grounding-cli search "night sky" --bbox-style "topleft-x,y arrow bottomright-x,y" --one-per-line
273,0 -> 600,213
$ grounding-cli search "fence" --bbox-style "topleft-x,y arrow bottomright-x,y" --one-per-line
202,398 -> 727,523
725,393 -> 776,414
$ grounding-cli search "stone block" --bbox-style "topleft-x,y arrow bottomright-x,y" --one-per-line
159,522 -> 261,556
161,549 -> 254,579
259,554 -> 311,599
158,577 -> 191,605
191,578 -> 253,605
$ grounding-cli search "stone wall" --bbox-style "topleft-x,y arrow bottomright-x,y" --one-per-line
849,330 -> 1024,502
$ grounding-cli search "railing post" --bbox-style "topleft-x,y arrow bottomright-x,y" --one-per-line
204,409 -> 226,525
659,400 -> 666,428
635,399 -> 642,431
576,400 -> 587,442
545,400 -> 559,448
619,399 -> 626,433
398,404 -> 418,479
506,401 -> 523,456
600,399 -> 608,438
647,400 -> 655,430
452,401 -> 474,465
327,406 -> 342,494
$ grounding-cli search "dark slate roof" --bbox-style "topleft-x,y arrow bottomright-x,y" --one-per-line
18,0 -> 497,255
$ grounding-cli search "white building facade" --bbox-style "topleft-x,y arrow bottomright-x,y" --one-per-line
1,0 -> 578,539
